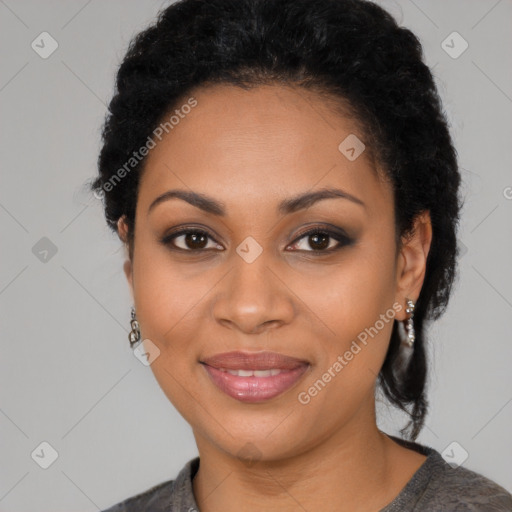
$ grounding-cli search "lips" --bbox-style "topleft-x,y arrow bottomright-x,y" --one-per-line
201,350 -> 308,371
200,351 -> 310,403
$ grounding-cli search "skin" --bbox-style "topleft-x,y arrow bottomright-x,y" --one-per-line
117,83 -> 433,512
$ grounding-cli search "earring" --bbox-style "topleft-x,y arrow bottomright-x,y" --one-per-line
129,307 -> 141,347
402,298 -> 416,348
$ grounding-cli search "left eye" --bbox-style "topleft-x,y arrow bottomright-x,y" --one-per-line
287,229 -> 351,252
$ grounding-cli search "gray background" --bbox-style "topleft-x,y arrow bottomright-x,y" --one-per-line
1,0 -> 511,510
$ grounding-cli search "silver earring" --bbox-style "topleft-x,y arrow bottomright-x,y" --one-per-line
402,298 -> 416,348
129,307 -> 141,347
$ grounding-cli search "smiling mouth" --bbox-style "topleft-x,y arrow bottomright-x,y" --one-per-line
200,358 -> 310,403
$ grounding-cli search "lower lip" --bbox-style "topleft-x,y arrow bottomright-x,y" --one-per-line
201,364 -> 310,403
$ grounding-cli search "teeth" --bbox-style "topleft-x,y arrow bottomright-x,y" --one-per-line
236,369 -> 253,377
254,370 -> 271,377
220,368 -> 284,377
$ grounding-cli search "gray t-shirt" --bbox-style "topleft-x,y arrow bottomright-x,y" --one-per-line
102,438 -> 512,511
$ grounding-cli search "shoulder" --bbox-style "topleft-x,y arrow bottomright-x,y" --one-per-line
100,456 -> 200,512
418,453 -> 512,511
385,436 -> 512,511
100,478 -> 175,512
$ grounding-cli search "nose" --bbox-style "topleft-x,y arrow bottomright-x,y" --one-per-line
211,251 -> 295,335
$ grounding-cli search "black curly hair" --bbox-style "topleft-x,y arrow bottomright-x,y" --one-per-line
90,0 -> 462,440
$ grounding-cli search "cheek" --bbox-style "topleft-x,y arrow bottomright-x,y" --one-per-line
131,229 -> 208,345
297,235 -> 399,398
131,237 -> 208,417
304,236 -> 398,340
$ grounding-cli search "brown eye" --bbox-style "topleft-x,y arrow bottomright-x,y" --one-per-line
181,231 -> 209,250
288,228 -> 353,253
307,232 -> 330,250
161,229 -> 223,252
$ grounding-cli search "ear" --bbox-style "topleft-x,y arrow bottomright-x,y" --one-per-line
394,211 -> 432,321
117,216 -> 134,298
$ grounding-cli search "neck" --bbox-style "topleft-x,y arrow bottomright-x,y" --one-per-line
191,406 -> 425,512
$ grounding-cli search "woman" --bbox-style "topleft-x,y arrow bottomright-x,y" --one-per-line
92,0 -> 512,510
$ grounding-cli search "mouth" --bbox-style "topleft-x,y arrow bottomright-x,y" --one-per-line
200,350 -> 310,403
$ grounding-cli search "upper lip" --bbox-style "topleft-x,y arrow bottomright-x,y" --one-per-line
201,351 -> 309,371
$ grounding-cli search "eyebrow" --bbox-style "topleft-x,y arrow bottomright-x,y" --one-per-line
147,187 -> 365,216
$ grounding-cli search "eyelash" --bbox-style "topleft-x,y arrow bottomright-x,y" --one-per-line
160,226 -> 353,254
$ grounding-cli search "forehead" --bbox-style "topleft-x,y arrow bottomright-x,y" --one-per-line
136,83 -> 391,216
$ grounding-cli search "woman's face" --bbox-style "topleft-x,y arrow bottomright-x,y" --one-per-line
120,84 -> 427,462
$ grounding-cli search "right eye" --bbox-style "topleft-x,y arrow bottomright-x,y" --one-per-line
160,228 -> 224,252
